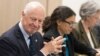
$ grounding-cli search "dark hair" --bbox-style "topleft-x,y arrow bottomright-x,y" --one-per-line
42,16 -> 51,33
42,6 -> 76,33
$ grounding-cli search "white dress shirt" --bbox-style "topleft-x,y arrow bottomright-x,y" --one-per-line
19,22 -> 30,48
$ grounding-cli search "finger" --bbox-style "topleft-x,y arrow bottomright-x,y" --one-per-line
54,36 -> 63,41
96,53 -> 100,56
51,36 -> 54,40
56,45 -> 63,48
56,38 -> 64,45
55,46 -> 63,53
43,42 -> 48,45
55,49 -> 62,53
62,44 -> 66,47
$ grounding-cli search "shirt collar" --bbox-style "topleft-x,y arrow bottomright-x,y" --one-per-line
19,22 -> 29,40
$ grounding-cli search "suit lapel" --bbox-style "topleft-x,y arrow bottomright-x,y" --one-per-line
79,21 -> 91,45
14,23 -> 30,56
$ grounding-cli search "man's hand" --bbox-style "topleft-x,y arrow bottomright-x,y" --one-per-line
51,36 -> 64,53
40,36 -> 64,56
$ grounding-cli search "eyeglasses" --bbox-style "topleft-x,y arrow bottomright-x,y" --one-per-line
63,21 -> 77,27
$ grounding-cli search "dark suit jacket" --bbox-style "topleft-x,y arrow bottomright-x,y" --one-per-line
0,23 -> 44,56
43,27 -> 97,56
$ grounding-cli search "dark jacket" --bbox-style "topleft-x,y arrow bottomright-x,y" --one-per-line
72,20 -> 100,48
43,27 -> 97,56
91,24 -> 100,48
0,23 -> 44,56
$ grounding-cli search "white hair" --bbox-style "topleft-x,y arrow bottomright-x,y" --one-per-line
80,1 -> 100,19
23,1 -> 45,14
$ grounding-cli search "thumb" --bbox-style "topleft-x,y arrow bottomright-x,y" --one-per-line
51,36 -> 54,41
44,42 -> 48,45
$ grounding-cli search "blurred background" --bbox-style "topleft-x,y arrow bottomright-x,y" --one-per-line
0,0 -> 100,35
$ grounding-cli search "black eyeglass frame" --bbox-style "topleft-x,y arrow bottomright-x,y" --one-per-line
63,20 -> 77,27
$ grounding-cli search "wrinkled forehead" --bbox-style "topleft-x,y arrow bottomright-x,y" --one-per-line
24,1 -> 45,13
26,7 -> 45,19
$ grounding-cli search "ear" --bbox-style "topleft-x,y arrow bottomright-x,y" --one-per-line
21,11 -> 25,16
56,20 -> 61,26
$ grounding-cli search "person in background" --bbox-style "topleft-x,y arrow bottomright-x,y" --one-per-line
72,1 -> 100,56
90,20 -> 100,47
42,6 -> 97,56
72,0 -> 100,49
0,1 -> 64,56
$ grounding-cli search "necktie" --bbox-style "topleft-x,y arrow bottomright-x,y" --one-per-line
64,35 -> 69,56
29,36 -> 35,56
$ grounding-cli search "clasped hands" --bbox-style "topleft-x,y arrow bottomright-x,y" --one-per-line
41,36 -> 65,56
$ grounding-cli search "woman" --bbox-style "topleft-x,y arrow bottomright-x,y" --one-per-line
72,1 -> 100,48
42,6 -> 97,56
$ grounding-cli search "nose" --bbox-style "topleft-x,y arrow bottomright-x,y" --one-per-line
70,24 -> 76,30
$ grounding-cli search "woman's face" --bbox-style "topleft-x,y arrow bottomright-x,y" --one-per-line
57,15 -> 76,35
87,12 -> 100,28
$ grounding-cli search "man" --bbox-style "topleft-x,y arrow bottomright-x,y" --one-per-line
0,1 -> 64,56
